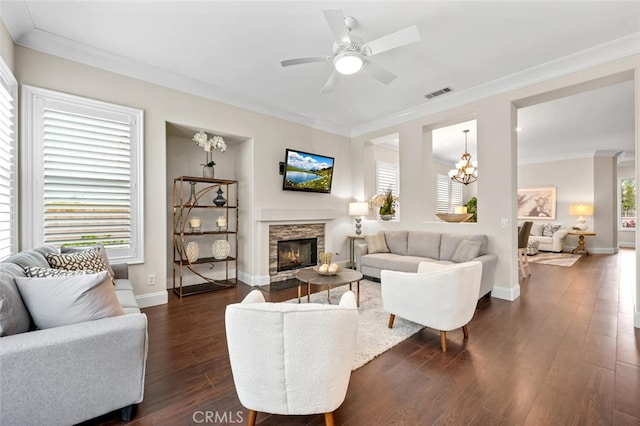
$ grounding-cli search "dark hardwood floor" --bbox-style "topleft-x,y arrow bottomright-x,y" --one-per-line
92,249 -> 639,425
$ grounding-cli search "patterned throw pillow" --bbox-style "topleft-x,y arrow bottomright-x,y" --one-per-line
46,248 -> 115,284
542,224 -> 562,237
24,266 -> 94,278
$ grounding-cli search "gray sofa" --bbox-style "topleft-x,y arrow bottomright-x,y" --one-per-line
355,231 -> 498,299
0,246 -> 148,425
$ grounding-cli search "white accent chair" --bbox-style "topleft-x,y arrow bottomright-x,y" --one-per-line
381,261 -> 482,352
225,290 -> 359,426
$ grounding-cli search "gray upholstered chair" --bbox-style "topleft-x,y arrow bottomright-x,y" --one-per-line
225,290 -> 358,426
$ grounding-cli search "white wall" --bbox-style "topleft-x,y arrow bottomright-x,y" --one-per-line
0,20 -> 14,71
15,46 -> 350,300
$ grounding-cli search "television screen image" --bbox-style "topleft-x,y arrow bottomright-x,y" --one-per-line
282,149 -> 334,194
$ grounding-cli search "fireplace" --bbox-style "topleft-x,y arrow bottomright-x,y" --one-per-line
277,238 -> 318,272
269,223 -> 325,283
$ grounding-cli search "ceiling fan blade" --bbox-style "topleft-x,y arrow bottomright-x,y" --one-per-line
320,70 -> 339,94
281,57 -> 328,67
323,9 -> 351,44
362,61 -> 396,85
366,25 -> 420,56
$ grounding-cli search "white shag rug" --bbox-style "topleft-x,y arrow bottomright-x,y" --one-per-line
286,280 -> 423,370
527,252 -> 582,267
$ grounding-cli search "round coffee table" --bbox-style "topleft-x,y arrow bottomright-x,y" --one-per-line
296,268 -> 363,307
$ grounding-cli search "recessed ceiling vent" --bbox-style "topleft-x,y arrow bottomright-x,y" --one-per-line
424,86 -> 453,99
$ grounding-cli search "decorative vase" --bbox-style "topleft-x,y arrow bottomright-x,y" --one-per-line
203,166 -> 214,179
186,181 -> 198,206
186,241 -> 199,263
213,187 -> 226,206
211,240 -> 230,260
380,214 -> 393,221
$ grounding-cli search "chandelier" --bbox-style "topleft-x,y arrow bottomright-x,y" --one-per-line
448,129 -> 478,185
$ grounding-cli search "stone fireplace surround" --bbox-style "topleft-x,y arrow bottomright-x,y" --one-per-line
269,223 -> 325,282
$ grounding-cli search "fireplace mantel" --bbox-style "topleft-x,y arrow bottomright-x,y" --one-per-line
256,208 -> 340,222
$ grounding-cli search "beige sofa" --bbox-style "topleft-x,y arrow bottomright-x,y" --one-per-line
355,230 -> 498,299
525,222 -> 567,253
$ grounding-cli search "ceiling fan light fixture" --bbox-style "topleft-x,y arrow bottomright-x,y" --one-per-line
334,51 -> 364,75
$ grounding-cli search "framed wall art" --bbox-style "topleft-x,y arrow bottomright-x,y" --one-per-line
517,187 -> 557,220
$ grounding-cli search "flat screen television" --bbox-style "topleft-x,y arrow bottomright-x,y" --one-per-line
282,148 -> 335,194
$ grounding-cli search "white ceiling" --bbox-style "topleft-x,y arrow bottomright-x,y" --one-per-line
2,1 -> 638,164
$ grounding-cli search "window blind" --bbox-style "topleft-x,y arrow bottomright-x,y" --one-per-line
376,161 -> 398,195
42,109 -> 132,248
436,173 -> 463,213
0,62 -> 16,260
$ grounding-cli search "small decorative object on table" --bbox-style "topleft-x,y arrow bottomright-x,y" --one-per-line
314,252 -> 341,275
213,187 -> 227,206
186,241 -> 199,263
189,216 -> 202,233
193,130 -> 226,179
216,216 -> 227,231
186,181 -> 198,206
212,240 -> 231,260
370,186 -> 398,221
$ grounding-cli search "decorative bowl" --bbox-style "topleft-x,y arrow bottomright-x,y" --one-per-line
436,213 -> 473,223
313,264 -> 342,276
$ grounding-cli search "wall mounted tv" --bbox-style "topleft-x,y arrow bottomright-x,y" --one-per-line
282,148 -> 335,194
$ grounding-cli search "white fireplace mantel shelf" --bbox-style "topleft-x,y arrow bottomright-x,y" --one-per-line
256,208 -> 340,222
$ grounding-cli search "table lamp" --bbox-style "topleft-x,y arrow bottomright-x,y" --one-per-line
569,204 -> 593,231
349,202 -> 369,235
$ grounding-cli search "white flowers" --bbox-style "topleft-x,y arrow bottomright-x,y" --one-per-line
193,131 -> 227,153
194,131 -> 227,167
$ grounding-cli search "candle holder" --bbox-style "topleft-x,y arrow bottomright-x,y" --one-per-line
216,216 -> 227,231
189,217 -> 203,234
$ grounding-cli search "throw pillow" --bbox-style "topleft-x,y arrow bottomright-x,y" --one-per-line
61,243 -> 115,279
14,271 -> 124,330
530,223 -> 544,236
24,266 -> 93,278
46,248 -> 115,284
451,239 -> 482,263
542,223 -> 562,237
364,234 -> 390,254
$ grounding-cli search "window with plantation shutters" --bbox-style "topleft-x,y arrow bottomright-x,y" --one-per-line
0,60 -> 17,261
436,174 -> 463,213
376,161 -> 399,219
23,86 -> 144,263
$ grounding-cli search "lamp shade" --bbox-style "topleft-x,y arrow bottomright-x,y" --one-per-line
349,202 -> 369,216
569,204 -> 593,216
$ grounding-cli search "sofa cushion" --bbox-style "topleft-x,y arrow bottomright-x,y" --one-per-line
4,249 -> 52,269
364,234 -> 389,254
542,223 -> 562,237
24,266 -> 93,278
46,248 -> 115,284
0,263 -> 31,336
360,253 -> 402,270
530,223 -> 544,236
14,271 -> 124,330
440,233 -> 489,260
61,243 -> 115,281
530,236 -> 552,244
383,231 -> 408,255
451,239 -> 482,263
407,231 -> 441,259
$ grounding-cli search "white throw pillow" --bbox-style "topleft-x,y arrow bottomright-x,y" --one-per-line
364,234 -> 390,254
14,271 -> 124,330
530,223 -> 544,236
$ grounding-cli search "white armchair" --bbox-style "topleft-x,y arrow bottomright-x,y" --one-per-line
225,290 -> 359,426
381,261 -> 482,352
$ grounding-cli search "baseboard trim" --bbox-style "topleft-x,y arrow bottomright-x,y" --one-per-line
619,242 -> 636,249
492,284 -> 521,301
136,291 -> 168,308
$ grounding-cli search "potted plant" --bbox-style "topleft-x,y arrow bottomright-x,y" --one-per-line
370,187 -> 398,220
465,196 -> 477,223
193,130 -> 227,178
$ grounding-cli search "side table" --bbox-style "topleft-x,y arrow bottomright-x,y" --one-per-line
347,235 -> 365,269
568,231 -> 596,255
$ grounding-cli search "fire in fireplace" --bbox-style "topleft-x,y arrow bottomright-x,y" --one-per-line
277,238 -> 318,272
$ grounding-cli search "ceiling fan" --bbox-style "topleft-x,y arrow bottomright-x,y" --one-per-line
280,9 -> 420,93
